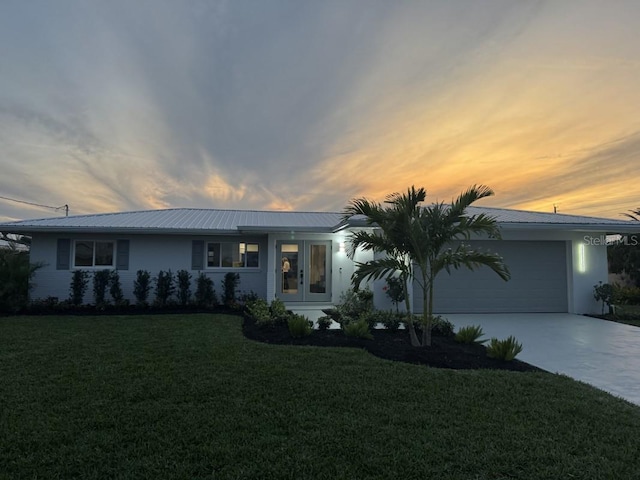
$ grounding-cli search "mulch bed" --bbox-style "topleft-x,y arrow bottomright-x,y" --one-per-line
242,317 -> 543,372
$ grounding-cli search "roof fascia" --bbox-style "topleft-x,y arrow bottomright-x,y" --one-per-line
499,223 -> 640,233
0,226 -> 241,236
238,226 -> 336,233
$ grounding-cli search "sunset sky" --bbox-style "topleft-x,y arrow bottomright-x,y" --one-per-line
1,0 -> 639,222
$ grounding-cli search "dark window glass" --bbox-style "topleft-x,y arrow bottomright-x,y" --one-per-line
246,243 -> 259,268
95,242 -> 114,266
75,241 -> 94,267
207,243 -> 220,267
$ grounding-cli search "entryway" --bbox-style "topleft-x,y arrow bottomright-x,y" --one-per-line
276,240 -> 332,302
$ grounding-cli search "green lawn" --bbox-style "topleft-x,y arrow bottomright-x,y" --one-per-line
1,314 -> 639,479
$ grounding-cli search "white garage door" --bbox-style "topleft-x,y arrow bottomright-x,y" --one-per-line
413,240 -> 568,313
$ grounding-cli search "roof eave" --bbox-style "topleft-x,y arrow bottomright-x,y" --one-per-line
238,226 -> 335,233
499,223 -> 640,233
0,226 -> 241,236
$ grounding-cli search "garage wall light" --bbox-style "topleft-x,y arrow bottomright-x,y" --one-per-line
578,243 -> 586,273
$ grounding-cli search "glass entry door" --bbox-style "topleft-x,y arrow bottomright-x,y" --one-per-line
276,241 -> 331,302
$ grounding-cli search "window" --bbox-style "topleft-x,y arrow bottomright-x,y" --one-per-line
207,242 -> 259,268
74,241 -> 114,267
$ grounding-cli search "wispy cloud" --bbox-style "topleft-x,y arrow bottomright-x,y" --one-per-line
0,0 -> 639,221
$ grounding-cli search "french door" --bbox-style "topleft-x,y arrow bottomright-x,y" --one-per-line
276,240 -> 331,302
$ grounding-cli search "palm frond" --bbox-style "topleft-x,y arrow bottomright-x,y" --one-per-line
341,197 -> 385,226
453,213 -> 502,240
344,230 -> 397,259
434,244 -> 511,281
449,184 -> 494,219
623,209 -> 640,221
351,257 -> 412,289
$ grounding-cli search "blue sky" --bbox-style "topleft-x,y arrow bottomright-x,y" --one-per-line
1,0 -> 640,221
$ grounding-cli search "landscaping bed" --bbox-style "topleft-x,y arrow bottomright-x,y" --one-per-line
243,316 -> 542,372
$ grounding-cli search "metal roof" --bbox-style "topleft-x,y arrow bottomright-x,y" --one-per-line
0,206 -> 636,235
0,208 -> 345,234
465,206 -> 637,229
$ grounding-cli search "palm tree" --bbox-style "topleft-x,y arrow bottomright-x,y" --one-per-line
343,186 -> 425,346
343,185 -> 511,347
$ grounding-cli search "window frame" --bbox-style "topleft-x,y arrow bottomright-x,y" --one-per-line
72,240 -> 115,269
205,241 -> 260,269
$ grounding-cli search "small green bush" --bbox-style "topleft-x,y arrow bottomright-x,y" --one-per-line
357,311 -> 379,330
269,298 -> 290,324
176,270 -> 192,306
343,319 -> 373,340
222,272 -> 240,307
69,270 -> 89,305
239,291 -> 259,304
92,269 -> 111,306
363,310 -> 402,331
455,325 -> 487,344
109,270 -> 124,304
486,336 -> 523,361
612,284 -> 640,306
316,315 -> 333,330
431,315 -> 455,337
246,298 -> 273,327
154,270 -> 175,307
194,273 -> 216,307
337,287 -> 374,319
133,270 -> 151,306
288,314 -> 313,338
369,310 -> 402,332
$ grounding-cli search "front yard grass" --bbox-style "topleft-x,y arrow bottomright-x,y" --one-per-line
1,314 -> 639,479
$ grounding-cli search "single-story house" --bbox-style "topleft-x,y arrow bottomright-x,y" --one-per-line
0,206 -> 636,314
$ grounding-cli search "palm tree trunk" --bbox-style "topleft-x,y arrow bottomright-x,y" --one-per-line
421,273 -> 434,347
401,271 -> 421,346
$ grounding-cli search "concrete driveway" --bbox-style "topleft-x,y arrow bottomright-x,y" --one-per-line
447,313 -> 640,407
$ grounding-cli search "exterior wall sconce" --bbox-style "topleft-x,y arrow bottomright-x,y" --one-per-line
578,243 -> 586,273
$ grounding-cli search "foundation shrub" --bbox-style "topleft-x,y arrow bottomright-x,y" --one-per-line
378,311 -> 402,332
336,287 -> 374,319
246,298 -> 273,327
69,270 -> 89,306
222,272 -> 241,307
154,270 -> 175,307
288,314 -> 313,338
109,271 -> 124,304
269,298 -> 290,325
430,315 -> 455,337
176,270 -> 192,306
343,318 -> 373,340
194,273 -> 217,307
133,270 -> 151,306
92,269 -> 111,306
316,315 -> 333,330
